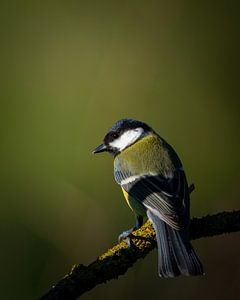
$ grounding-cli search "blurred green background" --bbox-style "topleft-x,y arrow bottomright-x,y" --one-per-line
1,1 -> 240,299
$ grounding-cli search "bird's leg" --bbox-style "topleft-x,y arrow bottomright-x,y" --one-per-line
118,215 -> 143,246
188,183 -> 195,194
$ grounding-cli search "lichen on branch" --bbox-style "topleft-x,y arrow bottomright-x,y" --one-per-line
40,210 -> 240,300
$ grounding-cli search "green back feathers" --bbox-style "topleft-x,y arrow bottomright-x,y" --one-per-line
114,133 -> 176,177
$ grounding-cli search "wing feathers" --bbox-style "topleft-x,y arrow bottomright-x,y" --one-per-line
120,172 -> 188,229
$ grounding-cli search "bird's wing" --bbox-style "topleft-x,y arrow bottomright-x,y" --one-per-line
115,168 -> 189,230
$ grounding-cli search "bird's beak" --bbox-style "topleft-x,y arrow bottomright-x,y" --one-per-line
92,144 -> 107,154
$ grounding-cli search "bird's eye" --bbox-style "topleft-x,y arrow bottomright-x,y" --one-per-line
112,132 -> 119,139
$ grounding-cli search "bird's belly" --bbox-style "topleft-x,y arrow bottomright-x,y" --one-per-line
121,188 -> 146,217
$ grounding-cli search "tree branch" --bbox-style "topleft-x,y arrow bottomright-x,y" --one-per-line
40,210 -> 240,300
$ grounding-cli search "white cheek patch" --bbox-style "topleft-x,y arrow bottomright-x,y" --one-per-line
109,127 -> 144,151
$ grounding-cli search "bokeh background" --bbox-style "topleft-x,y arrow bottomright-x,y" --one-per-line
1,1 -> 240,299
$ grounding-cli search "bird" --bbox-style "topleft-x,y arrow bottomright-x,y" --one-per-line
93,118 -> 204,277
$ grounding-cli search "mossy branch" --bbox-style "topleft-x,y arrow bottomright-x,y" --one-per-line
40,210 -> 240,300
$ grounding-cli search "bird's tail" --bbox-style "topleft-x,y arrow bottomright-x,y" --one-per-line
147,210 -> 204,277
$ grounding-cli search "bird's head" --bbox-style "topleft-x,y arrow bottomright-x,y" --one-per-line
93,118 -> 152,156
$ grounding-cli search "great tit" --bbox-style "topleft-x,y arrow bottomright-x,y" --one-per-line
93,118 -> 204,277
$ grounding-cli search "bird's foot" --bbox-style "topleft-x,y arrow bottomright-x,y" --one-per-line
118,228 -> 134,246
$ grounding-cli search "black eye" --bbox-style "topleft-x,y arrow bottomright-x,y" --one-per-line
112,132 -> 119,139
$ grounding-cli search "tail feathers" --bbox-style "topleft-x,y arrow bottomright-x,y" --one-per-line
169,226 -> 204,276
147,210 -> 204,277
